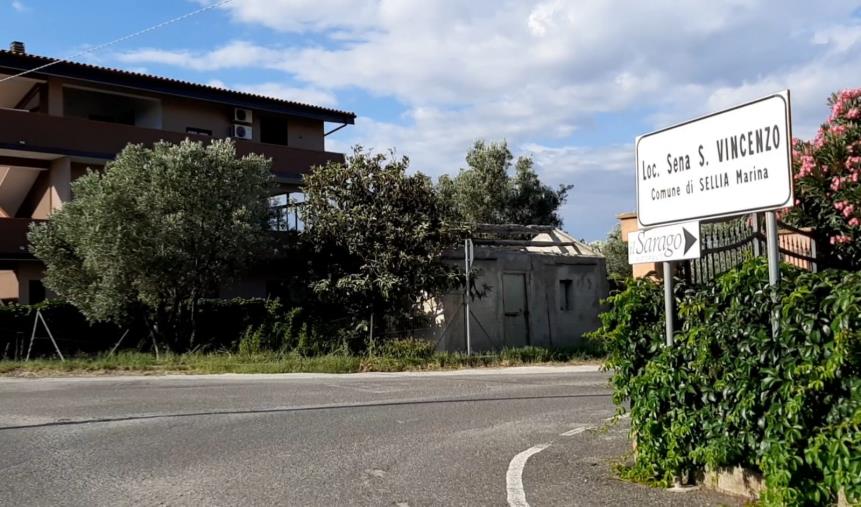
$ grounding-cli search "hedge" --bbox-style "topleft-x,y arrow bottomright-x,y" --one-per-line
592,258 -> 860,505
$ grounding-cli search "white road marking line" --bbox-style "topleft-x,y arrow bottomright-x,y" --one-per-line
506,443 -> 550,507
560,426 -> 587,437
505,417 -> 629,506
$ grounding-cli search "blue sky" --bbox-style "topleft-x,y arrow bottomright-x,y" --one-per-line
4,1 -> 861,240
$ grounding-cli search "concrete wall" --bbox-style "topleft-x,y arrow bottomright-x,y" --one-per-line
435,249 -> 608,352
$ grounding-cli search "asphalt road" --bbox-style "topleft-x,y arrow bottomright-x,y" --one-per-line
0,366 -> 740,506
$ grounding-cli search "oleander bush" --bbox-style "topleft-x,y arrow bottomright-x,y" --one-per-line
592,258 -> 860,505
787,88 -> 861,269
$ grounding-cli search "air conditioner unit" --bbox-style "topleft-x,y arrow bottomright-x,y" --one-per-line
234,108 -> 253,124
230,124 -> 253,140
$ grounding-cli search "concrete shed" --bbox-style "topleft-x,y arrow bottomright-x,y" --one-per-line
432,227 -> 608,352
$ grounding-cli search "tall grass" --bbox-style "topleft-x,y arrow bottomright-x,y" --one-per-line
0,344 -> 603,376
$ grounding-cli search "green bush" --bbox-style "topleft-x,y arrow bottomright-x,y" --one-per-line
0,298 -> 337,357
592,258 -> 860,505
375,337 -> 436,360
0,300 -> 125,358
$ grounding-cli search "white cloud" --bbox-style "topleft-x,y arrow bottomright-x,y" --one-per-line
198,79 -> 337,107
234,83 -> 338,107
11,0 -> 26,12
116,41 -> 286,72
125,1 -> 861,237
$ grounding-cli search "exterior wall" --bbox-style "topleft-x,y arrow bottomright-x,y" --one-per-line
46,78 -> 63,116
435,250 -> 608,352
0,270 -> 18,301
162,97 -> 232,139
27,171 -> 52,219
618,211 -> 663,279
0,108 -> 343,181
288,118 -> 325,151
14,262 -> 44,305
48,157 -> 71,212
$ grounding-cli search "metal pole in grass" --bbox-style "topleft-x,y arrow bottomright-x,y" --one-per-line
464,238 -> 473,355
663,262 -> 674,347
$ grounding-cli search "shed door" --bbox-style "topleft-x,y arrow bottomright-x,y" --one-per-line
502,273 -> 529,346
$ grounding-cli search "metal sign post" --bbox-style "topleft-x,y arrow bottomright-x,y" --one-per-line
634,90 -> 795,349
663,262 -> 674,347
628,222 -> 701,348
765,211 -> 780,285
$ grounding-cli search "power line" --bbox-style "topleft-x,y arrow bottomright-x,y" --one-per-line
0,0 -> 234,84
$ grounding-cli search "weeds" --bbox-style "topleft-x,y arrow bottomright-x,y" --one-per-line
0,344 -> 603,376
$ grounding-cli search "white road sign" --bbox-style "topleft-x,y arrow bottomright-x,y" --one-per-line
628,221 -> 701,264
636,91 -> 793,227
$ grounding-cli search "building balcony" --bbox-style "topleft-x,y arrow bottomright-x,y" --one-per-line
0,108 -> 344,182
0,217 -> 39,259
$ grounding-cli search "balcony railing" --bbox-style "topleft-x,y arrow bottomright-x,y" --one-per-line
0,108 -> 344,180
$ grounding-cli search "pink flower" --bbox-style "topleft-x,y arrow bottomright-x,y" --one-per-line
847,108 -> 861,120
850,218 -> 860,228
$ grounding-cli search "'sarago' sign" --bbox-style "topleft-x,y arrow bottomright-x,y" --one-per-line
636,91 -> 793,227
628,221 -> 701,264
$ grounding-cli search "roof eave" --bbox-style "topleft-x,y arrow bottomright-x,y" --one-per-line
0,52 -> 356,125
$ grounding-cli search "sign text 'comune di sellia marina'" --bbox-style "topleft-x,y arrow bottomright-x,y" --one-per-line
636,91 -> 793,227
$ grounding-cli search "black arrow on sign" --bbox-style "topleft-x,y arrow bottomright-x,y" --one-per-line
683,227 -> 698,254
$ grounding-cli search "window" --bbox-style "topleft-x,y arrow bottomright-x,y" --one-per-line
260,115 -> 288,145
63,86 -> 162,128
559,279 -> 573,311
269,193 -> 305,231
186,127 -> 212,136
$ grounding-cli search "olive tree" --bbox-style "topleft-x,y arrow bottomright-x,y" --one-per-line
29,139 -> 273,350
302,147 -> 463,336
437,140 -> 573,226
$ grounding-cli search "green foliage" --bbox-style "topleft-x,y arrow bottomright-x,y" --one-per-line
437,140 -> 572,226
28,139 -> 273,350
0,300 -> 125,358
302,147 -> 464,334
374,337 -> 436,360
0,345 -> 601,375
591,259 -> 861,504
593,225 -> 633,281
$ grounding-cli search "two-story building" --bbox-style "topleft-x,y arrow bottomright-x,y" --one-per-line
0,42 -> 355,304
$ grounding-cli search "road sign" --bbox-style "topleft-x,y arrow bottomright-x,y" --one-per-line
628,221 -> 701,264
636,91 -> 793,228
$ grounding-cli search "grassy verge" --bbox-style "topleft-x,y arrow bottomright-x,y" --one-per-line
0,346 -> 604,376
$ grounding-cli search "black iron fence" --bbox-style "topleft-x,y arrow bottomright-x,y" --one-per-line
684,215 -> 818,285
